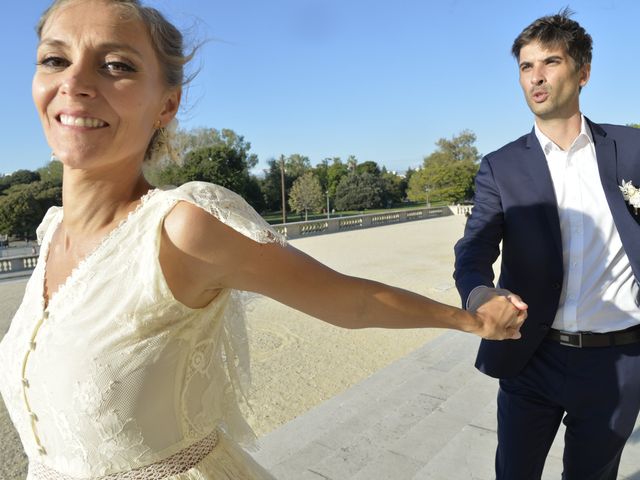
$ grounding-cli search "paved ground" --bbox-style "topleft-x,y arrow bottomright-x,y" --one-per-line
0,279 -> 31,480
255,331 -> 640,479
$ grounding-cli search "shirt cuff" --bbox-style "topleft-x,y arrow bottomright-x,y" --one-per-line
467,286 -> 512,312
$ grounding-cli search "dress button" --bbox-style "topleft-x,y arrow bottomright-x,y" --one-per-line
38,446 -> 47,455
30,341 -> 37,351
30,412 -> 38,422
22,379 -> 29,388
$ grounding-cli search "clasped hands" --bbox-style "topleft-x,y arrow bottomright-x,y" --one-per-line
468,287 -> 528,340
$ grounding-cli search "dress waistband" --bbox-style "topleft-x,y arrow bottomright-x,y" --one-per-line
30,430 -> 219,480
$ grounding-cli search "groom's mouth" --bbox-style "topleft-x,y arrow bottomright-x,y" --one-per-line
531,90 -> 549,103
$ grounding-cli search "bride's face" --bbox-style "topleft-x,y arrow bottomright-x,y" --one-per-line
33,0 -> 179,171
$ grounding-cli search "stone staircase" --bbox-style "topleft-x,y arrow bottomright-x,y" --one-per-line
255,331 -> 640,480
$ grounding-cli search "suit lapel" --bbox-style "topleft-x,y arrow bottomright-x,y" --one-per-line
590,122 -> 624,216
589,120 -> 640,279
521,130 -> 563,258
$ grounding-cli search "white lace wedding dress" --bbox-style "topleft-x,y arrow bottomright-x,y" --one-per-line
0,182 -> 281,479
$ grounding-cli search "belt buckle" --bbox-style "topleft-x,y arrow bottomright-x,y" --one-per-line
558,330 -> 582,348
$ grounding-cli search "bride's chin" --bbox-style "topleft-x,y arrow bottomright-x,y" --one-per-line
55,152 -> 104,171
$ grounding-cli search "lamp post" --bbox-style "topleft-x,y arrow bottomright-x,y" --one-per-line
326,190 -> 330,219
425,185 -> 431,208
280,156 -> 287,224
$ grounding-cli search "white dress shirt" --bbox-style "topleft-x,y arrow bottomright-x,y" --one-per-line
535,116 -> 640,332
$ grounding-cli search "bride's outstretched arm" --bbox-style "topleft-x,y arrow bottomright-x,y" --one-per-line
160,202 -> 527,340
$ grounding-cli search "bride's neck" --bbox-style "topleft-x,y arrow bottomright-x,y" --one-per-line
61,166 -> 151,235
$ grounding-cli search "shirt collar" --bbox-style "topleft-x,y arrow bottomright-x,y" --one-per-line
534,115 -> 593,155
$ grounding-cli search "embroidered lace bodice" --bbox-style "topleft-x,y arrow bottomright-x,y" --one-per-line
0,182 -> 281,479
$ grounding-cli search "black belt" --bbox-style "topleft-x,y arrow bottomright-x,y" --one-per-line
547,324 -> 640,348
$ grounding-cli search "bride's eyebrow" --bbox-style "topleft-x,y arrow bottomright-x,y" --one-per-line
37,38 -> 67,50
97,42 -> 144,59
37,38 -> 144,60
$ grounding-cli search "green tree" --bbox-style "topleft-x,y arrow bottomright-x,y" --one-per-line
261,156 -> 289,213
380,168 -> 407,206
629,124 -> 640,129
408,130 -> 481,204
288,172 -> 324,221
153,128 -> 264,210
0,182 -> 62,240
326,157 -> 348,201
313,158 -> 330,191
346,155 -> 358,172
285,154 -> 312,178
356,160 -> 381,176
334,172 -> 383,211
0,169 -> 41,194
37,161 -> 64,185
404,167 -> 416,185
260,154 -> 313,212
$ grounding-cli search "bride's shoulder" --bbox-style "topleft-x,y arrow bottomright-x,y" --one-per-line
161,181 -> 243,207
159,181 -> 285,246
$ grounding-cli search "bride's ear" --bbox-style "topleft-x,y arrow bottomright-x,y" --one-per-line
159,88 -> 181,125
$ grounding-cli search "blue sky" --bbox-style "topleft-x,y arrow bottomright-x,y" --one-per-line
2,0 -> 639,176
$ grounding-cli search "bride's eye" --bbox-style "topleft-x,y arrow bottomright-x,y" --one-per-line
103,61 -> 137,74
37,56 -> 70,69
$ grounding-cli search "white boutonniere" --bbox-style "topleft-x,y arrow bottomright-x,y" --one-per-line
619,179 -> 640,214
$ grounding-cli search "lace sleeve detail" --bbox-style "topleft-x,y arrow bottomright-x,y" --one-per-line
217,290 -> 257,447
169,181 -> 286,246
36,206 -> 62,245
161,182 -> 284,447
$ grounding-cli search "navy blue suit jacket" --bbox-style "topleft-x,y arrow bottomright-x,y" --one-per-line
454,119 -> 640,378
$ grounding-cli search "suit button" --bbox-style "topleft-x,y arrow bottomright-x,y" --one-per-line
552,282 -> 561,290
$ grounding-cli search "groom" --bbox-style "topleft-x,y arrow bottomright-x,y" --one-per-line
454,9 -> 640,480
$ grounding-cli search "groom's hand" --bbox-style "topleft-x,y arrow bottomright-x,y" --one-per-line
468,287 -> 528,340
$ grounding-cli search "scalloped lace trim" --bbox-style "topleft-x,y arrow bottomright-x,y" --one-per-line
41,188 -> 159,311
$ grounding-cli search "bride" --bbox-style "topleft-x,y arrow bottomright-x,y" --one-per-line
0,0 -> 527,478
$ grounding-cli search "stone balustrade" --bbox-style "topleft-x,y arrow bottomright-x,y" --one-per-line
273,206 -> 452,239
0,205 -> 466,275
0,255 -> 39,275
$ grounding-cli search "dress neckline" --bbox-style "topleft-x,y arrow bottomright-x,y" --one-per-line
40,188 -> 159,311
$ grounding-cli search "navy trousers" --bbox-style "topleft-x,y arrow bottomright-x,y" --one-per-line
496,338 -> 640,480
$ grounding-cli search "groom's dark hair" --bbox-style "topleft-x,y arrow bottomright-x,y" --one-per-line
512,7 -> 593,71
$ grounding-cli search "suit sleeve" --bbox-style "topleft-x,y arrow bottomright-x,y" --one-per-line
454,155 -> 504,308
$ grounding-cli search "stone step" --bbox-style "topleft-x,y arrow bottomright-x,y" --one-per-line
255,332 -> 483,478
256,330 -> 640,479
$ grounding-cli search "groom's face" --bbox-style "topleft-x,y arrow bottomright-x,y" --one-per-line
517,40 -> 590,121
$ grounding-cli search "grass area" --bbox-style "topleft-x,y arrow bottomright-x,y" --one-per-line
262,201 -> 447,225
